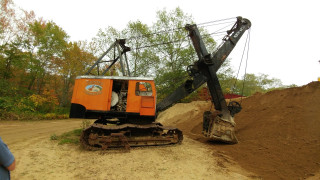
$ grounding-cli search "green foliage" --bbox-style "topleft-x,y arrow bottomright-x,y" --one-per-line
151,8 -> 202,99
223,73 -> 286,97
124,21 -> 160,77
28,20 -> 68,57
0,81 -> 68,120
50,129 -> 82,145
0,1 -> 93,120
0,96 -> 15,111
50,134 -> 58,140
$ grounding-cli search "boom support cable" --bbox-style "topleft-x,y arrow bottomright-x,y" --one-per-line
132,21 -> 236,51
229,28 -> 251,103
126,17 -> 237,42
240,29 -> 251,104
197,17 -> 236,26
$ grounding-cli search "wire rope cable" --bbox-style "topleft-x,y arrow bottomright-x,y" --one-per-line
125,17 -> 237,42
227,28 -> 251,103
240,28 -> 251,104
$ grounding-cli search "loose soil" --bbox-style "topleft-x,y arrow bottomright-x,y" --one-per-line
1,81 -> 319,179
157,81 -> 320,179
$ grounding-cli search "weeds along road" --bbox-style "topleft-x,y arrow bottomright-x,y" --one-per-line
0,119 -> 253,180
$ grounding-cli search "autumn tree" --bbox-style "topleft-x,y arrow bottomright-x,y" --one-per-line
27,20 -> 68,93
0,0 -> 15,46
0,0 -> 35,95
54,41 -> 96,106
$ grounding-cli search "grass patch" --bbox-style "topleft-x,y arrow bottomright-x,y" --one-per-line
50,134 -> 58,140
0,109 -> 69,121
81,119 -> 91,129
50,128 -> 82,145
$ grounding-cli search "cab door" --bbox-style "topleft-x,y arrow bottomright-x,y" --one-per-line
126,80 -> 156,116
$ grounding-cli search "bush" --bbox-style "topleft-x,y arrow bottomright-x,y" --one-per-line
50,134 -> 58,140
0,97 -> 16,111
50,129 -> 82,145
0,88 -> 70,120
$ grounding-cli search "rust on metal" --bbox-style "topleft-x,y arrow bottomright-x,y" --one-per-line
81,122 -> 183,150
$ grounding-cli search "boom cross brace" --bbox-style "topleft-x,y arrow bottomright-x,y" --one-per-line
156,16 -> 251,143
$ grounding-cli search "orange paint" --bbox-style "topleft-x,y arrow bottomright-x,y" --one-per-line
71,78 -> 112,111
71,77 -> 156,117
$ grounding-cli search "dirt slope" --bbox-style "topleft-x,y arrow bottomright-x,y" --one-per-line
157,81 -> 320,179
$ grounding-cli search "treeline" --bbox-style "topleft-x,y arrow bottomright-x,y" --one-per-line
0,0 -> 96,119
0,0 -> 291,120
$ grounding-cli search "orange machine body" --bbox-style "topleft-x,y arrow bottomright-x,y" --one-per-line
70,76 -> 157,123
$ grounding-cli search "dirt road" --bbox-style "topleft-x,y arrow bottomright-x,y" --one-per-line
0,119 -> 253,180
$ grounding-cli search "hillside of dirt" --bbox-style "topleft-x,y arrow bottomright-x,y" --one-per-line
157,81 -> 320,179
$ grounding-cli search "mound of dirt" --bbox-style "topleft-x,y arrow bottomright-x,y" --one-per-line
157,81 -> 320,179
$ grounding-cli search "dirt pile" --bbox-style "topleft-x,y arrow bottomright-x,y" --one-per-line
157,81 -> 320,179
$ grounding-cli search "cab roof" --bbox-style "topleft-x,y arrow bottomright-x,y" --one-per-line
76,75 -> 154,81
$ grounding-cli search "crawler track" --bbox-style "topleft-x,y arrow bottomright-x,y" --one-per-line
80,122 -> 183,150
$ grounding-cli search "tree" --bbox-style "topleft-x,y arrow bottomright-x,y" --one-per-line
90,26 -> 123,75
27,20 -> 69,93
150,8 -> 196,99
216,58 -> 236,94
232,73 -> 284,96
54,41 -> 96,106
91,21 -> 160,77
151,8 -> 217,99
0,0 -> 15,46
0,0 -> 36,96
122,21 -> 160,77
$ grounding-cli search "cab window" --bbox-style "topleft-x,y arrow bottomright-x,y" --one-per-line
135,82 -> 153,96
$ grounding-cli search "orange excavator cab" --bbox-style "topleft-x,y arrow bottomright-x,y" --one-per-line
70,76 -> 157,122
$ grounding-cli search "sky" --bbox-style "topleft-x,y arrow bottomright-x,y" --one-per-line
13,0 -> 320,86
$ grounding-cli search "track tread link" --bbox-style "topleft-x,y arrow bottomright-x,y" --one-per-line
80,122 -> 183,150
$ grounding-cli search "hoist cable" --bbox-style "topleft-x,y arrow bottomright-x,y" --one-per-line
234,31 -> 249,86
229,28 -> 250,101
240,29 -> 251,104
